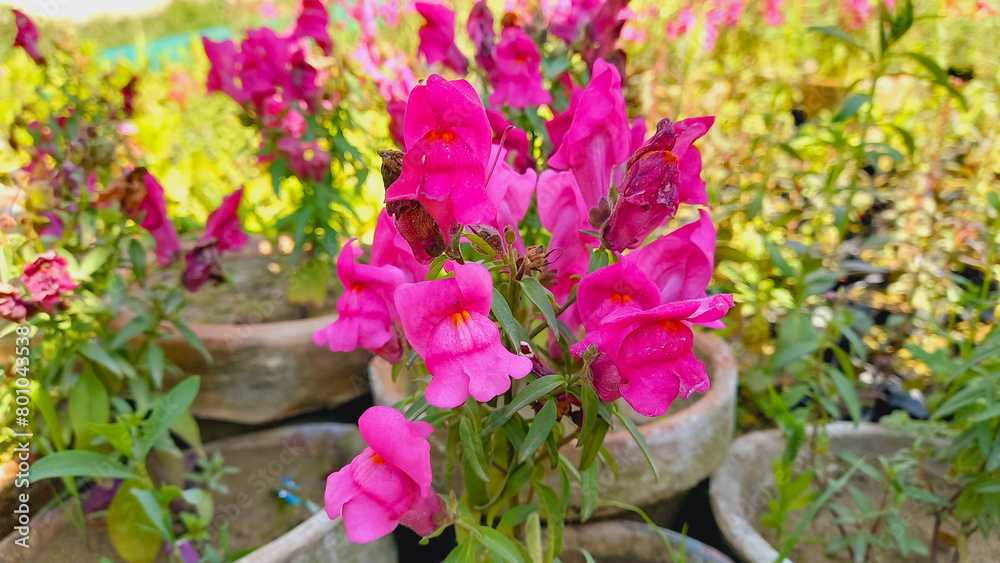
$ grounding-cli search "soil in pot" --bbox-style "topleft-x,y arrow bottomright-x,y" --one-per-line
146,240 -> 338,325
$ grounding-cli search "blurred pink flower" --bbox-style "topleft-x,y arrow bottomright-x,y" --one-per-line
386,76 -> 493,242
183,187 -> 248,291
314,240 -> 406,363
259,1 -> 279,18
666,7 -> 695,41
12,9 -> 44,65
764,0 -> 786,25
395,261 -> 533,407
22,251 -> 78,314
276,137 -> 331,182
0,284 -> 33,323
292,0 -> 332,55
536,169 -> 597,315
545,83 -> 584,154
415,2 -> 469,74
387,99 -> 407,146
325,406 -> 442,543
485,145 -> 538,251
548,59 -> 630,210
489,27 -> 551,109
842,0 -> 872,29
487,109 -> 534,174
467,1 -> 498,75
137,172 -> 181,266
202,38 -> 249,104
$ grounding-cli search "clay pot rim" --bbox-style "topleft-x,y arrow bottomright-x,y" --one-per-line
564,519 -> 734,562
709,421 -> 922,563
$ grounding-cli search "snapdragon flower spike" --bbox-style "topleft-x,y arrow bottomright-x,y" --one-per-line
292,0 -> 332,55
627,208 -> 716,305
467,1 -> 498,76
548,59 -> 630,210
395,261 -> 532,408
415,2 -> 469,75
314,240 -> 406,363
571,294 -> 735,416
202,38 -> 249,104
489,27 -> 551,109
12,10 -> 44,65
601,118 -> 682,252
139,172 -> 181,266
22,251 -> 78,314
325,406 -> 442,543
386,76 -> 494,245
370,210 -> 430,284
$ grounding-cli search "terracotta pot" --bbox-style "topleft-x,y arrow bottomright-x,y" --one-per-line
370,331 -> 738,523
562,520 -> 733,563
0,423 -> 396,562
710,422 -> 1000,563
113,239 -> 372,424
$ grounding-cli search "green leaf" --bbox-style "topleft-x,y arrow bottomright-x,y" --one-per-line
613,409 -> 660,482
833,94 -> 871,122
889,0 -> 913,42
477,527 -> 526,563
128,239 -> 147,286
521,277 -> 560,338
69,373 -> 109,449
111,315 -> 153,350
481,375 -> 564,437
170,410 -> 205,458
443,540 -> 477,563
536,483 -> 564,562
519,400 -> 557,463
79,342 -> 125,378
578,419 -> 609,472
460,417 -> 489,482
768,244 -> 796,278
108,481 -> 162,563
829,368 -> 861,424
130,488 -> 170,540
172,320 -> 211,364
492,288 -> 529,344
146,343 -> 165,388
809,26 -> 873,58
29,450 -> 138,483
78,247 -> 113,278
89,422 -> 135,457
497,504 -> 538,533
772,340 -> 821,370
778,457 -> 865,560
139,376 -> 200,458
581,462 -> 599,522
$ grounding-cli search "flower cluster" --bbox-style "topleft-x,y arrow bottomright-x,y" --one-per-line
316,46 -> 732,540
0,251 -> 78,322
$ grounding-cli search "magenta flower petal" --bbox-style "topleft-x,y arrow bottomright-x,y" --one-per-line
488,27 -> 551,109
627,208 -> 715,303
201,187 -> 249,253
313,241 -> 405,363
22,251 -> 78,314
12,10 -> 44,65
486,145 -> 538,250
416,2 -> 469,74
399,492 -> 443,537
139,172 -> 181,266
359,407 -> 434,498
576,261 -> 660,330
203,38 -> 247,103
536,169 -> 596,303
487,109 -> 534,173
402,76 -> 491,159
467,1 -> 497,74
371,210 -> 431,283
548,60 -> 630,209
341,490 -> 407,543
292,0 -> 332,55
672,116 -> 714,205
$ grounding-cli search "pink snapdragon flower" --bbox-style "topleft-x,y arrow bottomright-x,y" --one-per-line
612,116 -> 648,188
576,260 -> 660,331
137,172 -> 181,267
292,0 -> 332,55
467,1 -> 498,75
602,117 -> 713,251
487,110 -> 534,174
183,188 -> 249,291
764,0 -> 786,25
12,9 -> 44,65
386,76 -> 494,248
842,0 -> 872,30
416,3 -> 469,75
395,261 -> 533,407
571,294 -> 734,416
548,60 -> 630,210
626,208 -> 716,304
314,240 -> 406,363
371,210 -> 430,283
0,284 -> 33,323
387,99 -> 407,146
486,145 -> 538,251
489,27 -> 551,109
545,83 -> 584,155
325,406 -> 443,543
276,137 -> 331,182
536,169 -> 596,317
202,38 -> 249,104
666,7 -> 695,41
22,251 -> 78,314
